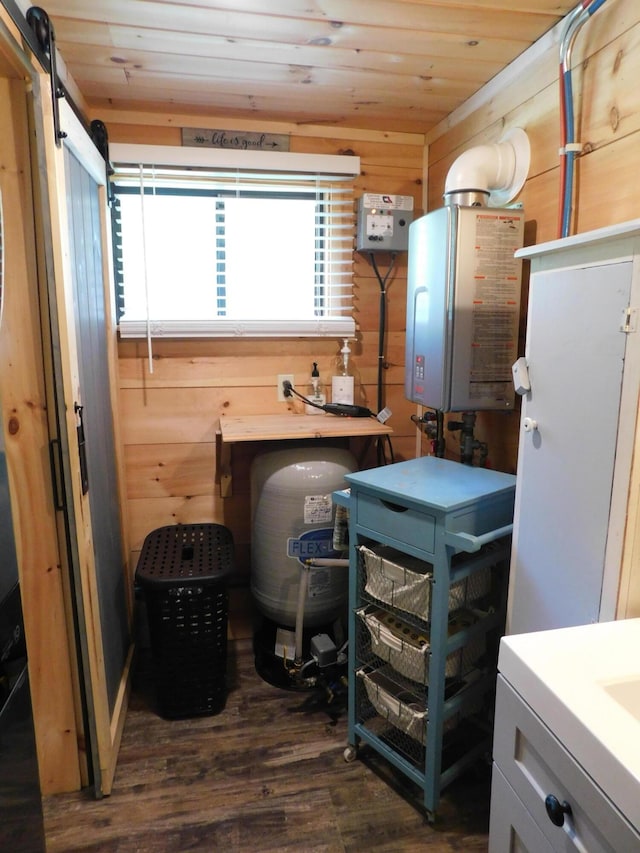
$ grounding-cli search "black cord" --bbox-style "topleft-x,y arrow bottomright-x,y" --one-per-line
287,385 -> 325,411
369,252 -> 397,465
382,432 -> 395,464
369,252 -> 397,413
287,384 -> 376,419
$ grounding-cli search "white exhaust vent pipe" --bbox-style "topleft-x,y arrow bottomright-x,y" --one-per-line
444,127 -> 530,207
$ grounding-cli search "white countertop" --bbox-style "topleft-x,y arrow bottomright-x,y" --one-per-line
498,618 -> 640,830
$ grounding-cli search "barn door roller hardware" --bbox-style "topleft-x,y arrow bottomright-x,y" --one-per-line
26,6 -> 67,147
90,119 -> 115,203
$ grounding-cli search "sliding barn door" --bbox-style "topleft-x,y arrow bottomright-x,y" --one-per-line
40,98 -> 133,796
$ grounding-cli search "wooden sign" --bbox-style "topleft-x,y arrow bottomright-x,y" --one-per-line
182,128 -> 290,152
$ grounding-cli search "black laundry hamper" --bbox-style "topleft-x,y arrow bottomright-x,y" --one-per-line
135,523 -> 233,719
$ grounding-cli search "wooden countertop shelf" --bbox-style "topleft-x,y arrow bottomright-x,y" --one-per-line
217,414 -> 392,496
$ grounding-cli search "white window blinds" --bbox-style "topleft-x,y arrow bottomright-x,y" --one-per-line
109,145 -> 360,340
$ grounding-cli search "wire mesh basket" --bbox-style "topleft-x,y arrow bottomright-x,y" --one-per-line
357,606 -> 485,684
359,543 -> 490,619
357,663 -> 483,750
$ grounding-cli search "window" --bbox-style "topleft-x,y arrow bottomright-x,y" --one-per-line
109,145 -> 360,339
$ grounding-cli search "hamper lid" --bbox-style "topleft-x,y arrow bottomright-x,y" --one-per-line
135,523 -> 234,584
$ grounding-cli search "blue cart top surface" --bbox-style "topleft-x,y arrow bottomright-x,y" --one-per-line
344,456 -> 516,512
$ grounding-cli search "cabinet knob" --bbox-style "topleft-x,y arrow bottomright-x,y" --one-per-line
544,794 -> 572,827
523,417 -> 538,433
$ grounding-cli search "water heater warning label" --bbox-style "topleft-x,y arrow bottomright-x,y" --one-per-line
474,213 -> 522,283
467,212 -> 524,401
303,494 -> 333,524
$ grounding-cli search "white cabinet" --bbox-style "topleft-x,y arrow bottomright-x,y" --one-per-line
489,621 -> 640,852
509,220 -> 640,634
490,676 -> 640,852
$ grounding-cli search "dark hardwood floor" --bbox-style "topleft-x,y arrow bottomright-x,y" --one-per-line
43,591 -> 491,852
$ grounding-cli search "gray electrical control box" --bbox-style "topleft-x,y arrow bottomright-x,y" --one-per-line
405,204 -> 525,412
356,193 -> 414,252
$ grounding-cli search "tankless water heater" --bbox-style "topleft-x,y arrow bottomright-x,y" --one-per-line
405,204 -> 525,412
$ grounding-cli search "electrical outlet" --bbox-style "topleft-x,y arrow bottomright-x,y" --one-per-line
277,374 -> 295,402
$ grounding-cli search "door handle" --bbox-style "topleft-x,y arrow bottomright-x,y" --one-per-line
512,357 -> 531,395
48,438 -> 65,511
74,402 -> 89,495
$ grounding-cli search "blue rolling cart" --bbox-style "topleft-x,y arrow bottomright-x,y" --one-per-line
335,456 -> 516,820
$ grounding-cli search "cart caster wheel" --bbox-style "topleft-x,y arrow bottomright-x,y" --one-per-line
343,745 -> 357,763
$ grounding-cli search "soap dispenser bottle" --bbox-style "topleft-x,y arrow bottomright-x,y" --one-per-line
331,339 -> 355,405
305,362 -> 326,414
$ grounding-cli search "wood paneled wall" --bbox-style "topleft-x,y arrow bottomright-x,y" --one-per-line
423,0 -> 640,472
101,117 -> 425,575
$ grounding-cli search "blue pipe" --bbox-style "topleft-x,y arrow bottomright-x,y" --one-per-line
586,0 -> 608,15
560,0 -> 610,238
562,70 -> 576,238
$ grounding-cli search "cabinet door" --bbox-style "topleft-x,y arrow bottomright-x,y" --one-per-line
489,764 -> 554,853
508,261 -> 632,634
493,677 -> 640,852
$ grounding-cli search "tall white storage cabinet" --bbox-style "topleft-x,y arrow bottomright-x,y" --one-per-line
507,220 -> 640,635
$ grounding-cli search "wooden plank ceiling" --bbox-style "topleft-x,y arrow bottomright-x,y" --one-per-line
43,0 -> 578,133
